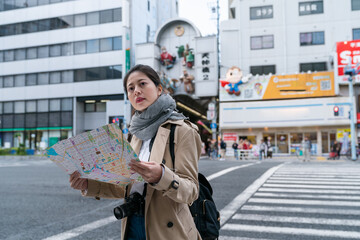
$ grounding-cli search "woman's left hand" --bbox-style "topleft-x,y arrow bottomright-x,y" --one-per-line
129,160 -> 163,183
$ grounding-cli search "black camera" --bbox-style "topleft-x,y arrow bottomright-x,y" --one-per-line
113,192 -> 145,220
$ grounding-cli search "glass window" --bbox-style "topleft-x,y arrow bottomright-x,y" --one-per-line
0,51 -> 3,62
85,103 -> 95,112
14,23 -> 22,34
100,38 -> 112,52
250,65 -> 276,75
26,74 -> 37,86
14,101 -> 25,113
38,19 -> 51,31
113,8 -> 122,21
353,28 -> 360,40
276,134 -> 288,153
50,99 -> 60,111
300,62 -> 327,72
4,102 -> 14,113
38,46 -> 49,58
299,1 -> 323,15
37,99 -> 49,112
74,41 -> 86,55
0,102 -> 2,113
74,14 -> 86,27
49,112 -> 61,127
50,72 -> 61,84
4,50 -> 14,62
96,102 -> 106,112
14,75 -> 25,87
262,35 -> 274,48
24,21 -> 38,33
113,36 -> 122,50
300,31 -> 324,46
61,112 -> 73,127
86,12 -> 99,25
250,5 -> 273,20
86,67 -> 100,81
113,65 -> 122,79
27,0 -> 38,7
352,0 -> 360,10
50,45 -> 61,57
313,31 -> 325,44
38,0 -> 49,5
4,0 -> 15,10
27,47 -> 37,59
61,70 -> 74,83
61,98 -> 73,111
37,113 -> 49,127
74,69 -> 86,82
251,35 -> 273,50
61,43 -> 72,56
15,49 -> 26,60
50,0 -> 61,3
87,39 -> 99,53
25,113 -> 36,127
4,25 -> 15,35
59,15 -> 74,28
100,9 -> 113,23
0,77 -> 3,88
250,36 -> 262,50
15,0 -> 26,9
38,73 -> 49,85
4,76 -> 14,87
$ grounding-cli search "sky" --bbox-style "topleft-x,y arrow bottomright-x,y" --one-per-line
178,0 -> 229,36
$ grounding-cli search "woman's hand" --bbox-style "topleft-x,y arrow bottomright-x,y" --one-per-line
69,171 -> 88,191
129,160 -> 163,183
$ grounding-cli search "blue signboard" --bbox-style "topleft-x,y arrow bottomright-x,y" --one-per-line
210,123 -> 217,129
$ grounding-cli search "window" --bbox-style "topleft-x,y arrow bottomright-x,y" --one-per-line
50,45 -> 61,57
61,71 -> 74,83
14,75 -> 25,87
4,50 -> 14,61
354,28 -> 360,40
38,0 -> 49,5
85,103 -> 95,112
85,102 -> 105,112
0,77 -> 3,88
148,0 -> 150,11
230,7 -> 236,19
4,76 -> 14,87
0,102 -> 2,113
299,1 -> 323,15
87,12 -> 99,25
300,62 -> 327,72
38,19 -> 50,31
113,36 -> 122,50
15,49 -> 26,60
100,38 -> 112,51
146,25 -> 150,42
27,47 -> 37,59
113,65 -> 122,78
86,67 -> 101,81
251,35 -> 274,50
37,100 -> 49,112
38,46 -> 49,58
74,14 -> 86,27
96,102 -> 106,112
74,41 -> 86,55
61,98 -> 73,111
250,65 -> 276,75
50,72 -> 61,84
50,99 -> 60,111
61,43 -> 72,56
300,31 -> 324,46
86,39 -> 99,53
113,8 -> 122,21
0,52 -> 3,62
26,101 -> 36,112
352,0 -> 360,10
250,5 -> 273,20
38,73 -> 49,85
4,102 -> 14,113
100,9 -> 113,23
26,74 -> 37,86
14,101 -> 25,113
74,69 -> 86,82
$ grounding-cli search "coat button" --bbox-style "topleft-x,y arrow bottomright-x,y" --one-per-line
167,221 -> 173,228
162,159 -> 166,164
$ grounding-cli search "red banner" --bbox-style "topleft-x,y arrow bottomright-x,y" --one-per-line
336,40 -> 360,76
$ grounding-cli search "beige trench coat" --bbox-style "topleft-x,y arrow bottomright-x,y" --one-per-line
84,119 -> 202,240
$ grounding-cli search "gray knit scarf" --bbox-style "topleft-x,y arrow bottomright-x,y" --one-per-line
129,94 -> 186,140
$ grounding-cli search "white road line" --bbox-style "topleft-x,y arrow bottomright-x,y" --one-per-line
254,192 -> 360,200
270,176 -> 360,181
219,163 -> 285,227
258,187 -> 360,194
249,198 -> 360,207
273,174 -> 360,178
263,183 -> 360,189
220,236 -> 272,240
221,224 -> 360,239
206,163 -> 257,181
233,213 -> 360,226
42,216 -> 116,240
275,171 -> 360,175
266,179 -> 360,185
241,205 -> 360,215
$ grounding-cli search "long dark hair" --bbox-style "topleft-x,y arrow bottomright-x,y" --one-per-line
123,64 -> 161,96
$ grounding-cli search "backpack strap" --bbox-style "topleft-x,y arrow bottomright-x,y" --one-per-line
169,124 -> 176,170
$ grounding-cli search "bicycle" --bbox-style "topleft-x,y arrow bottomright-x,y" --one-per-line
345,148 -> 360,160
290,147 -> 302,160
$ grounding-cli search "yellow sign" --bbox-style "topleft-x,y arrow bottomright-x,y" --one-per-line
263,71 -> 335,99
337,128 -> 351,140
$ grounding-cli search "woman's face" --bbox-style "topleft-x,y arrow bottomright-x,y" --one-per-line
126,71 -> 162,112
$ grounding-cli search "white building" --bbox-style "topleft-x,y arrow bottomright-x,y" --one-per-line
0,0 -> 178,150
220,0 -> 360,156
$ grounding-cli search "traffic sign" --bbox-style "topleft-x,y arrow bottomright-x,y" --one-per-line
123,128 -> 129,134
210,123 -> 217,129
207,110 -> 216,120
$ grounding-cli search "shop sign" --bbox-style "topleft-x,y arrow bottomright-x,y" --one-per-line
336,40 -> 360,83
220,71 -> 335,102
223,132 -> 237,142
201,53 -> 210,81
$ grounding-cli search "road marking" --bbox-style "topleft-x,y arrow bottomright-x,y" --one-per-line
259,187 -> 360,194
206,163 -> 258,181
263,183 -> 360,189
219,163 -> 285,227
249,198 -> 360,207
274,174 -> 360,178
270,176 -> 360,181
267,179 -> 360,185
221,224 -> 360,239
220,236 -> 272,240
0,161 -> 51,168
254,192 -> 360,200
233,213 -> 360,226
241,205 -> 360,215
42,216 -> 116,240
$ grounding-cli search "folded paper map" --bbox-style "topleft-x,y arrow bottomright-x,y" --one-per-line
45,123 -> 143,186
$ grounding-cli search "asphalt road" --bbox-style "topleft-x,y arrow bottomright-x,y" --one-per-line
1,157 -> 360,240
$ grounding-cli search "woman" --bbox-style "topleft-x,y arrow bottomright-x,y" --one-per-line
69,64 -> 202,239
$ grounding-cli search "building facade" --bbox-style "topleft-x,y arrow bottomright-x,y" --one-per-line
220,0 -> 360,155
0,0 -> 178,150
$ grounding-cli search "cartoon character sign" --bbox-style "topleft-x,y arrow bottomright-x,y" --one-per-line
160,46 -> 176,69
220,66 -> 251,96
254,83 -> 263,95
180,69 -> 195,94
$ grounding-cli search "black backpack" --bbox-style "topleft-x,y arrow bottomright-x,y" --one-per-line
169,124 -> 220,240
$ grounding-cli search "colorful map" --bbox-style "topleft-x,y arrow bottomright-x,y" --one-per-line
45,123 -> 143,186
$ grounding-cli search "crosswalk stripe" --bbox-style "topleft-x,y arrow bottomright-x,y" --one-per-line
233,213 -> 360,226
263,183 -> 360,189
270,176 -> 360,181
275,172 -> 360,176
254,192 -> 360,200
266,179 -> 360,185
220,236 -> 272,240
249,198 -> 360,207
241,205 -> 360,215
273,174 -> 360,178
259,187 -> 360,194
221,224 -> 360,239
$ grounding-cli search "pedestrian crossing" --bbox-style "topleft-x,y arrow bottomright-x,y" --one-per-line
0,159 -> 51,167
220,163 -> 360,240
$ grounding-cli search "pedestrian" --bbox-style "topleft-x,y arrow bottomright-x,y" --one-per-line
266,137 -> 273,158
238,139 -> 244,160
331,140 -> 341,159
259,139 -> 267,160
69,64 -> 202,239
205,138 -> 211,157
220,139 -> 227,160
232,141 -> 239,160
303,137 -> 311,162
